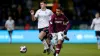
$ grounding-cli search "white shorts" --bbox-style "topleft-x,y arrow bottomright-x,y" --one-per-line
51,31 -> 64,45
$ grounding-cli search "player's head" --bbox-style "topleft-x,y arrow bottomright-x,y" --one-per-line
40,1 -> 47,9
8,16 -> 12,20
56,7 -> 63,16
95,12 -> 100,18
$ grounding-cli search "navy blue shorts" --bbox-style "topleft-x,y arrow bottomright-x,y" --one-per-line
96,31 -> 100,36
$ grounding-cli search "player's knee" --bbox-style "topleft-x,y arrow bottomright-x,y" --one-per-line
58,40 -> 63,44
38,34 -> 44,41
46,38 -> 50,44
58,37 -> 64,41
39,31 -> 46,40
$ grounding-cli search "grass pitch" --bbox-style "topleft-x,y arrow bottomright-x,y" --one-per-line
0,44 -> 100,56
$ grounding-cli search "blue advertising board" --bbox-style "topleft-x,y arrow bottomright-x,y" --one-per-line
65,30 -> 97,43
0,30 -> 97,43
0,30 -> 10,43
12,30 -> 40,43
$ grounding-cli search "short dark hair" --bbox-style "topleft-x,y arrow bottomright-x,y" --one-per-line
40,0 -> 47,4
56,7 -> 64,11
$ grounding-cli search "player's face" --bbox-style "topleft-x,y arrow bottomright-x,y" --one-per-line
56,9 -> 62,16
95,13 -> 100,18
8,17 -> 12,20
40,2 -> 46,9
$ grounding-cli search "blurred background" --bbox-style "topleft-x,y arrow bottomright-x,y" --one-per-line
0,1 -> 100,56
0,0 -> 100,30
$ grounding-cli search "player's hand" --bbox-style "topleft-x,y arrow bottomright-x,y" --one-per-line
30,10 -> 34,15
63,21 -> 69,25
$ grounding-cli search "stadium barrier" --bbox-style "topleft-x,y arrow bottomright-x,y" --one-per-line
0,30 -> 97,43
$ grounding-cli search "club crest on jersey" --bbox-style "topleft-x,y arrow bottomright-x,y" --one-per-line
55,21 -> 62,23
50,21 -> 53,24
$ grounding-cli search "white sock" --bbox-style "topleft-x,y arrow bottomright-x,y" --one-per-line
56,53 -> 59,56
44,45 -> 47,50
50,43 -> 55,53
42,39 -> 49,50
97,37 -> 100,49
98,45 -> 100,49
9,37 -> 12,43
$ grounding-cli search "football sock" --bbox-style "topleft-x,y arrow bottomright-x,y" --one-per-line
40,38 -> 49,50
97,36 -> 100,49
56,44 -> 62,56
42,39 -> 49,50
9,35 -> 12,44
56,53 -> 59,56
50,43 -> 55,53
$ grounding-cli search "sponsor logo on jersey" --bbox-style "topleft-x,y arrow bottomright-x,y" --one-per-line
55,21 -> 62,23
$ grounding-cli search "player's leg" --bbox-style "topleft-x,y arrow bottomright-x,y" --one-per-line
54,32 -> 64,56
47,33 -> 55,54
39,30 -> 49,53
40,30 -> 55,55
40,28 -> 56,54
97,36 -> 100,49
50,42 -> 55,54
8,30 -> 13,44
55,40 -> 63,56
96,31 -> 100,49
42,27 -> 55,54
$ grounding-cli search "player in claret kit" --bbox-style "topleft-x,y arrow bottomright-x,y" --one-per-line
49,7 -> 70,56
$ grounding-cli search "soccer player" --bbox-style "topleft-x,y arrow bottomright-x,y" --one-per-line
90,12 -> 100,49
30,1 -> 53,54
5,16 -> 15,44
49,7 -> 70,56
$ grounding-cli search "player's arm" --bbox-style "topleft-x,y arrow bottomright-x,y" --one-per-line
5,21 -> 8,29
13,20 -> 15,29
49,10 -> 54,16
65,21 -> 70,32
90,19 -> 95,29
63,15 -> 70,33
49,14 -> 55,34
30,9 -> 38,21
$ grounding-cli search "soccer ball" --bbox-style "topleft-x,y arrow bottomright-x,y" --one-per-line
20,46 -> 27,53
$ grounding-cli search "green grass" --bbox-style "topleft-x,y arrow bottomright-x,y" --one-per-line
0,44 -> 100,56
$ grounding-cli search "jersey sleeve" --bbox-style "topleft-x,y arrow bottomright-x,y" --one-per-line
64,15 -> 69,22
49,10 -> 54,20
50,10 -> 53,16
13,20 -> 14,23
34,10 -> 39,18
64,15 -> 70,31
49,14 -> 55,33
13,20 -> 15,25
